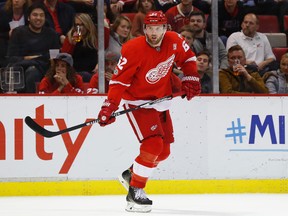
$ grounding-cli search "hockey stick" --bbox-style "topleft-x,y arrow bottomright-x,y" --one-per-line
25,92 -> 185,138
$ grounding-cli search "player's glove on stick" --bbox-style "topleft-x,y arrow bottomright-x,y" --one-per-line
98,99 -> 118,127
181,76 -> 201,100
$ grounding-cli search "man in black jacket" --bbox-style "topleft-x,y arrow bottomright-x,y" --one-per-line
7,2 -> 60,93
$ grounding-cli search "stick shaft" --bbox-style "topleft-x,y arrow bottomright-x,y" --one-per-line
25,92 -> 184,138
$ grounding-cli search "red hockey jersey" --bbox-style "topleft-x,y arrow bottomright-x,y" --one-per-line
108,31 -> 198,109
165,5 -> 200,33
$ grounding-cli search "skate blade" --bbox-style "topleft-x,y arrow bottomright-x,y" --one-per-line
118,174 -> 129,191
125,201 -> 152,213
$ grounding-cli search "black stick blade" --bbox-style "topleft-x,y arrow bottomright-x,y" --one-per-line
25,116 -> 58,138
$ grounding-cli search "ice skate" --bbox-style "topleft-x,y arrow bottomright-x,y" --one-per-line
118,168 -> 131,191
125,186 -> 152,213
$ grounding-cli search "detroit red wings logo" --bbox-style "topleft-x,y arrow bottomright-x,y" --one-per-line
145,54 -> 175,84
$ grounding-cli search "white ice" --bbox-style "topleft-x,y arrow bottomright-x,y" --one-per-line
0,194 -> 287,216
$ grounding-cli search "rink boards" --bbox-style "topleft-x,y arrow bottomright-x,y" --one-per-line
0,94 -> 288,195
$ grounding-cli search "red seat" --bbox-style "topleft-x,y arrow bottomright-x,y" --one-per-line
121,13 -> 137,23
272,47 -> 288,62
258,15 -> 280,33
283,15 -> 288,32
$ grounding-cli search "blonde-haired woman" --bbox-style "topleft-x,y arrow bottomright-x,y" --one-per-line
105,14 -> 133,61
265,53 -> 288,94
61,13 -> 98,82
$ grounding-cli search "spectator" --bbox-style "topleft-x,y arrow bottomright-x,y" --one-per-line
173,48 -> 212,93
196,51 -> 212,93
219,44 -> 268,94
103,0 -> 112,27
106,0 -> 138,24
110,0 -> 137,14
7,2 -> 60,93
165,0 -> 201,33
192,0 -> 211,14
206,0 -> 247,46
41,0 -> 75,44
131,0 -> 155,37
178,24 -> 195,52
154,0 -> 177,13
65,0 -> 95,14
38,52 -> 83,94
87,51 -> 119,94
278,0 -> 288,33
105,14 -> 133,61
0,0 -> 31,67
226,13 -> 277,77
264,53 -> 288,94
61,13 -> 98,82
253,0 -> 279,16
105,0 -> 120,24
173,24 -> 196,77
156,0 -> 210,14
92,0 -> 113,26
189,10 -> 229,69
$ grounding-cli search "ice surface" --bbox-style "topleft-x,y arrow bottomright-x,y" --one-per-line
0,194 -> 287,216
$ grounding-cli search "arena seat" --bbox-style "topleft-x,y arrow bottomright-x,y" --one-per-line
284,15 -> 288,31
265,33 -> 287,48
258,15 -> 280,33
272,47 -> 288,62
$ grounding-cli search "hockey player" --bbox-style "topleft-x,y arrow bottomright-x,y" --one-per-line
98,11 -> 200,213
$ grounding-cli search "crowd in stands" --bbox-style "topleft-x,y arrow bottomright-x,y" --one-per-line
1,0 -> 288,94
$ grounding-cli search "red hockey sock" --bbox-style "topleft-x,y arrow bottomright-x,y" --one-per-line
130,136 -> 163,188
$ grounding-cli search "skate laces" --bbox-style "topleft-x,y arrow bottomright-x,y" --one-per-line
134,188 -> 148,200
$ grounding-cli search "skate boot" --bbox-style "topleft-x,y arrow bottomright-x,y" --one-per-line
118,168 -> 132,191
125,186 -> 152,213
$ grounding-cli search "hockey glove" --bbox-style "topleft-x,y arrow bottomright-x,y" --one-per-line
181,76 -> 201,101
98,99 -> 118,127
